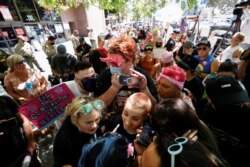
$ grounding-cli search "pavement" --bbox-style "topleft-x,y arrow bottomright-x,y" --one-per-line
32,40 -> 75,167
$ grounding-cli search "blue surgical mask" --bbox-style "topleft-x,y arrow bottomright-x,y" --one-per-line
110,67 -> 122,75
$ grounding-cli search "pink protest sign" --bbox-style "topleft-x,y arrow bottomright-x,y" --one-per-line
19,83 -> 75,130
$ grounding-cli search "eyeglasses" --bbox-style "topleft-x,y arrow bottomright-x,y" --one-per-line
17,60 -> 26,64
167,137 -> 188,167
81,100 -> 104,115
198,47 -> 207,51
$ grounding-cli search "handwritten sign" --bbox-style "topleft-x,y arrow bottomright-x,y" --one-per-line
19,83 -> 75,130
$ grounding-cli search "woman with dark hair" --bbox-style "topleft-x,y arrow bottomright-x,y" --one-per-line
78,133 -> 134,167
134,98 -> 228,167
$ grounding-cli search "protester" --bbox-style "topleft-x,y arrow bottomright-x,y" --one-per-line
4,55 -> 47,104
156,66 -> 194,109
104,92 -> 152,144
95,35 -> 157,113
134,98 -> 227,167
177,55 -> 204,112
64,61 -> 97,97
53,97 -> 105,167
217,32 -> 245,63
194,41 -> 219,79
164,30 -> 180,52
137,44 -> 160,77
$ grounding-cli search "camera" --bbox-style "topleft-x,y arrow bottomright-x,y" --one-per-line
137,123 -> 156,146
233,1 -> 250,17
119,75 -> 141,88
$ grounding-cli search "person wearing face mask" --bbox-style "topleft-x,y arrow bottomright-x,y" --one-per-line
42,36 -> 57,66
95,35 -> 157,117
62,61 -> 97,97
240,2 -> 250,50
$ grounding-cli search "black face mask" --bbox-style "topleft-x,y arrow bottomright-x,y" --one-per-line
51,43 -> 55,45
80,76 -> 97,92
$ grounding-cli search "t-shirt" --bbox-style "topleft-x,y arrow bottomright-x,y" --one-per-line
194,55 -> 214,74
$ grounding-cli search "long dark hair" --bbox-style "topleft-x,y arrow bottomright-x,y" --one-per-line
150,98 -> 224,166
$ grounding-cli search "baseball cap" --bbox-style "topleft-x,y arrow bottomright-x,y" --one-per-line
177,56 -> 199,72
205,75 -> 249,107
197,40 -> 211,48
218,59 -> 238,75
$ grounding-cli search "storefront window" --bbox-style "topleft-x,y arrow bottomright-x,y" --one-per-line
1,27 -> 17,40
0,0 -> 20,21
15,0 -> 39,22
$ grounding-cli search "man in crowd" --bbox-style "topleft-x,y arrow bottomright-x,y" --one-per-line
14,35 -> 44,72
42,36 -> 57,65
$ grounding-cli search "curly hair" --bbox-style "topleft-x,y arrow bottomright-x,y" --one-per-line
108,35 -> 137,62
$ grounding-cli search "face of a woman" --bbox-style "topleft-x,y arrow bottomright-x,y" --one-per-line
75,109 -> 101,134
109,53 -> 132,75
157,77 -> 180,99
122,107 -> 145,134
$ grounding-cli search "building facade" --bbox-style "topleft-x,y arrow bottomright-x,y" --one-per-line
0,0 -> 105,53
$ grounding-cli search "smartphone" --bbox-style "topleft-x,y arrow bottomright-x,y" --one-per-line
119,75 -> 141,88
137,123 -> 155,146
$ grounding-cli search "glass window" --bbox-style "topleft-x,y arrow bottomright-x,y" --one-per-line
1,27 -> 17,40
0,0 -> 20,21
0,41 -> 7,49
15,0 -> 39,22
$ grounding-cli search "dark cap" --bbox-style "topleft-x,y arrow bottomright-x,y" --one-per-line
144,44 -> 153,52
197,40 -> 211,48
177,56 -> 199,71
173,29 -> 180,34
57,44 -> 66,54
79,37 -> 85,42
206,75 -> 249,107
218,59 -> 238,75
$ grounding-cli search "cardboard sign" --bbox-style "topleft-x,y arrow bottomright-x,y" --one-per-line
19,83 -> 75,130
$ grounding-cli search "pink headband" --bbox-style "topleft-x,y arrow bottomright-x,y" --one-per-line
157,73 -> 184,90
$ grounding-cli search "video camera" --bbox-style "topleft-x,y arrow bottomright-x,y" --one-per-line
233,1 -> 250,17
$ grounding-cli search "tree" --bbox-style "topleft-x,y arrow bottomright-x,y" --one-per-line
37,0 -> 199,19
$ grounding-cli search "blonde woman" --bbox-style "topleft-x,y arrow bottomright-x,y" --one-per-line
4,54 -> 47,104
53,97 -> 105,167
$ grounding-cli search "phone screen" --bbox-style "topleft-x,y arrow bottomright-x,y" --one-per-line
119,75 -> 141,88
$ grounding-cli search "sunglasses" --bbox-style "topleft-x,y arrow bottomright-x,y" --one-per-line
198,47 -> 207,51
17,60 -> 26,64
81,100 -> 104,115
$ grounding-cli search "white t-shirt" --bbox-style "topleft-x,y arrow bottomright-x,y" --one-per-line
64,81 -> 91,97
217,45 -> 242,63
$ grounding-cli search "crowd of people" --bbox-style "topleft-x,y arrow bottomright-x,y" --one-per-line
1,5 -> 250,167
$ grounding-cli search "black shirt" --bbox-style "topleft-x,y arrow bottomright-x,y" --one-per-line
164,38 -> 176,51
53,116 -> 102,167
